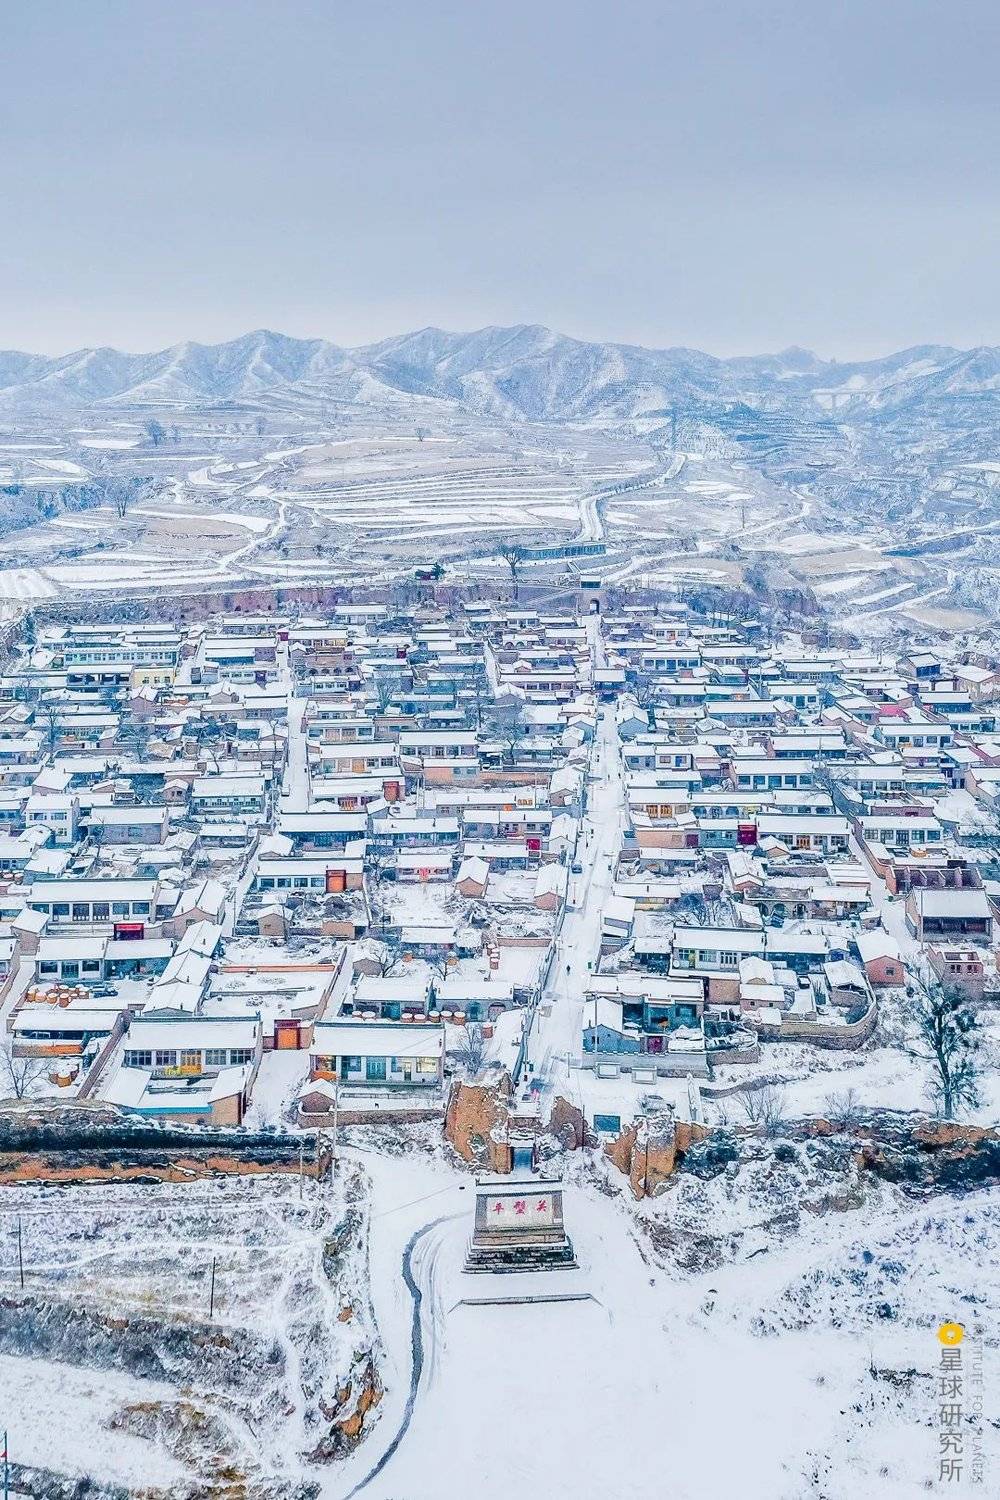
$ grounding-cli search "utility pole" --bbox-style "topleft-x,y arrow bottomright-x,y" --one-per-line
16,1219 -> 23,1291
209,1256 -> 217,1320
332,1081 -> 339,1183
298,1140 -> 304,1199
3,1426 -> 8,1500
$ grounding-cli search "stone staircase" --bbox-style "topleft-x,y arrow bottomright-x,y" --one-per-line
464,1237 -> 578,1274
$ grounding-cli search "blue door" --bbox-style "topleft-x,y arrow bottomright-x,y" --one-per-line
366,1056 -> 387,1082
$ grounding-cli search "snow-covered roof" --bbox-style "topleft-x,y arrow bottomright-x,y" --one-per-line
14,1007 -> 119,1034
353,976 -> 431,1004
396,850 -> 453,870
435,977 -> 515,1003
738,956 -> 776,985
127,1014 -> 261,1048
312,1020 -> 443,1058
583,996 -> 625,1033
854,929 -> 901,964
457,856 -> 490,886
911,888 -> 991,918
823,959 -> 868,990
534,863 -> 567,898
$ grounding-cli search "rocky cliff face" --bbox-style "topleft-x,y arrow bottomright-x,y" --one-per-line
852,1118 -> 1000,1193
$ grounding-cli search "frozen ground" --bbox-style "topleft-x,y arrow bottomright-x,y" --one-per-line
0,1355 -> 190,1489
707,1013 -> 1000,1130
0,1111 -> 994,1497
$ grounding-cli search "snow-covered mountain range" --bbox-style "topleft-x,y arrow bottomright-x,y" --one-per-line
1,325 -> 999,421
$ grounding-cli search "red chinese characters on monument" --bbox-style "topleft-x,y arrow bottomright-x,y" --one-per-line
484,1193 -> 556,1229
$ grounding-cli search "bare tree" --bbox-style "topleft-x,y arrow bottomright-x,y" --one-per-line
110,478 -> 132,522
28,693 -> 60,755
144,419 -> 166,447
467,664 -> 491,729
369,940 -> 399,978
193,716 -> 226,773
0,1043 -> 47,1101
497,542 -> 524,602
84,470 -> 158,521
365,848 -> 391,936
740,1082 -> 787,1137
116,717 -> 151,763
370,671 -> 396,715
424,950 -> 456,983
822,1086 -> 863,1131
485,697 -> 528,767
904,980 -> 983,1120
454,1022 -> 487,1080
630,673 -> 659,725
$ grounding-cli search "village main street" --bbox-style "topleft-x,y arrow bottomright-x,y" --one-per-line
526,701 -> 626,1090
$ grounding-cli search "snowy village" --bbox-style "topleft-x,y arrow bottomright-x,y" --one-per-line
2,4 -> 999,1492
0,581 -> 994,1495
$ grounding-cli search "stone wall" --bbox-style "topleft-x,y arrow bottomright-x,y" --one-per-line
606,1111 -> 1000,1199
301,1107 -> 442,1127
751,996 -> 878,1050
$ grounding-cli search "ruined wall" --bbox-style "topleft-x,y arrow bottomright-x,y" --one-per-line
750,996 -> 878,1050
605,1114 -> 709,1199
547,1095 -> 591,1151
606,1111 -> 1000,1200
444,1074 -> 513,1172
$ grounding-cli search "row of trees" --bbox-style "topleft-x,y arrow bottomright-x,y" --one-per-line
142,416 -> 266,444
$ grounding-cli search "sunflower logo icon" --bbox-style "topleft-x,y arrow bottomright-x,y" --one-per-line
938,1322 -> 965,1346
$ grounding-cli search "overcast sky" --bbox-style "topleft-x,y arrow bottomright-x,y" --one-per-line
1,0 -> 997,359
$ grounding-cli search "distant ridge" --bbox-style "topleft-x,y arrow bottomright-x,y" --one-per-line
0,324 -> 998,421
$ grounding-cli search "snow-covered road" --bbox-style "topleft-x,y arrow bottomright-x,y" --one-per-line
280,640 -> 310,812
577,451 -> 687,543
527,621 -> 625,1087
326,1150 -> 471,1500
327,1160 -> 959,1500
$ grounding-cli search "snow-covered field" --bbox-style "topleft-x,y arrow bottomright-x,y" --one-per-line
0,389 -> 983,642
